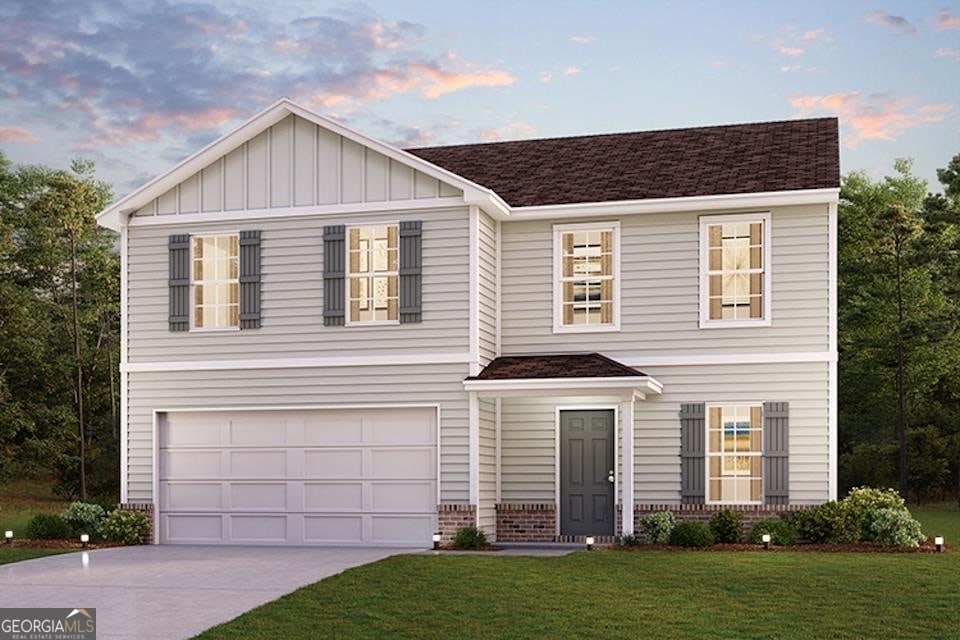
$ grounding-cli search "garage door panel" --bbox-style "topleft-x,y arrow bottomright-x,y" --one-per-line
230,483 -> 288,510
370,515 -> 434,544
230,450 -> 287,477
304,515 -> 363,542
163,419 -> 223,447
166,514 -> 223,541
229,419 -> 294,446
369,448 -> 435,479
304,449 -> 363,477
161,450 -> 222,478
303,415 -> 364,445
165,483 -> 223,510
230,515 -> 288,542
369,412 -> 435,445
304,482 -> 363,511
371,482 -> 435,512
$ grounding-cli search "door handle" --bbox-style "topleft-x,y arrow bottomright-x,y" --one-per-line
607,470 -> 615,483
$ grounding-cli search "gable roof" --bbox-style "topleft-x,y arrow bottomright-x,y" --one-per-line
467,353 -> 647,380
407,117 -> 839,208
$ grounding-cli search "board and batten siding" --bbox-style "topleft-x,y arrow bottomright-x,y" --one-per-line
133,115 -> 462,218
125,364 -> 469,503
126,207 -> 470,362
478,397 -> 497,535
497,361 -> 829,506
499,204 -> 830,356
478,211 -> 498,365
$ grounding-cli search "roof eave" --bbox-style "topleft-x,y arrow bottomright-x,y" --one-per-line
462,376 -> 663,395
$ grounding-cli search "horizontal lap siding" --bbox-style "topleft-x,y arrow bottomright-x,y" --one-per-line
634,361 -> 829,504
478,398 -> 497,535
478,212 -> 498,365
500,205 -> 829,357
127,207 -> 470,361
126,364 -> 469,502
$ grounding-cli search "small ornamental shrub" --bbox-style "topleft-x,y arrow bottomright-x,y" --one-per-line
788,502 -> 858,544
668,521 -> 715,548
101,509 -> 151,545
639,511 -> 676,544
60,502 -> 107,538
868,508 -> 925,547
451,526 -> 488,549
709,509 -> 743,543
748,518 -> 797,546
619,533 -> 642,547
842,487 -> 908,541
25,514 -> 73,540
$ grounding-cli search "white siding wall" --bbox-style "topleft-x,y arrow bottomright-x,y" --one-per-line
478,397 -> 497,535
132,115 -> 462,218
478,211 -> 498,365
126,206 -> 470,362
126,364 -> 469,502
500,205 -> 830,357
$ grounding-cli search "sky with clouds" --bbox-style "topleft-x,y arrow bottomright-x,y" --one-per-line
0,0 -> 958,199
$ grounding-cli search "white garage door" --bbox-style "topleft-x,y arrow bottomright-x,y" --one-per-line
157,408 -> 437,546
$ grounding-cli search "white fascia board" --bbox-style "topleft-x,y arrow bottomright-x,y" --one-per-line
123,352 -> 472,373
463,376 -> 663,395
507,188 -> 840,221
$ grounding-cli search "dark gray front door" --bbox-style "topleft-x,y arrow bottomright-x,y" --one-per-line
560,410 -> 615,536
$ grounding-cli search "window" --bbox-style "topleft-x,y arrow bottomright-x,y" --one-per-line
348,224 -> 398,323
707,404 -> 762,504
554,222 -> 619,332
700,213 -> 770,327
192,234 -> 239,329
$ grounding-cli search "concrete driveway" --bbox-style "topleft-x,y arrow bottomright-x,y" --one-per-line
0,545 -> 408,639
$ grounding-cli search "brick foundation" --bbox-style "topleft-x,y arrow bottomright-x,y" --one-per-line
436,504 -> 477,543
495,503 -> 556,542
119,502 -> 155,544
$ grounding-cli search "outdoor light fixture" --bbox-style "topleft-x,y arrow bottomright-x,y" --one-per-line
761,533 -> 771,550
935,536 -> 944,553
4,530 -> 12,544
80,533 -> 89,549
81,552 -> 90,569
586,536 -> 595,551
432,532 -> 441,551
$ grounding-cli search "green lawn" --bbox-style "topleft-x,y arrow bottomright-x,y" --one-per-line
197,508 -> 960,640
0,477 -> 70,534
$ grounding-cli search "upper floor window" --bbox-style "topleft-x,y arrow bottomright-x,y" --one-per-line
553,222 -> 620,333
348,224 -> 398,324
700,213 -> 770,328
707,404 -> 762,504
192,234 -> 239,330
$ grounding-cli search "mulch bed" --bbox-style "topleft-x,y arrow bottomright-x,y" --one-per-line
437,545 -> 502,551
2,539 -> 125,550
609,540 -> 946,553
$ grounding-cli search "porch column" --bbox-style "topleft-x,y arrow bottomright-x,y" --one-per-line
468,390 -> 480,526
620,396 -> 635,535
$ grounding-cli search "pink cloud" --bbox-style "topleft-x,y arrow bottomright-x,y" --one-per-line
413,64 -> 515,98
69,101 -> 244,148
790,91 -> 953,146
936,47 -> 960,59
0,126 -> 38,143
540,71 -> 553,83
865,11 -> 917,35
780,64 -> 817,73
801,28 -> 825,41
778,46 -> 805,57
562,66 -> 581,76
478,121 -> 535,142
935,8 -> 960,30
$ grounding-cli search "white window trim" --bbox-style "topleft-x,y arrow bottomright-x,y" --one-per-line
190,231 -> 241,333
704,402 -> 764,506
699,212 -> 772,329
552,221 -> 621,333
345,222 -> 401,327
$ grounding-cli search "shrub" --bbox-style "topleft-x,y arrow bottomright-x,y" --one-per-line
451,526 -> 488,549
709,509 -> 743,543
619,533 -> 642,547
101,509 -> 151,545
639,511 -> 676,544
60,502 -> 107,539
25,514 -> 73,540
788,502 -> 858,544
747,518 -> 796,546
668,521 -> 715,548
842,487 -> 907,541
868,508 -> 925,547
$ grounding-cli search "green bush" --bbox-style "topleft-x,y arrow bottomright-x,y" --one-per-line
788,502 -> 859,544
451,526 -> 488,549
25,514 -> 73,540
60,502 -> 107,538
668,521 -> 715,548
868,508 -> 925,547
101,509 -> 151,545
747,518 -> 796,546
619,533 -> 642,547
842,487 -> 907,541
639,511 -> 676,544
709,509 -> 743,543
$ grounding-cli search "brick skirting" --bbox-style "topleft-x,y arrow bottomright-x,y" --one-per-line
119,502 -> 155,544
495,503 -> 556,542
436,504 -> 477,543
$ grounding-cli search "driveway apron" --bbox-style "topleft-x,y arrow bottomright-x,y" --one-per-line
0,545 -> 407,639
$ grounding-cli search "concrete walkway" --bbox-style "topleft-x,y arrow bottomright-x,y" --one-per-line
0,545 -> 408,639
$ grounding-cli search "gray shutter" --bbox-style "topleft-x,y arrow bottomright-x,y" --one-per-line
763,402 -> 790,505
323,225 -> 345,326
679,403 -> 706,504
399,220 -> 422,323
239,230 -> 261,329
168,234 -> 190,332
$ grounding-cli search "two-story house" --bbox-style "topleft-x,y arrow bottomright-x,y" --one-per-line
97,98 -> 839,546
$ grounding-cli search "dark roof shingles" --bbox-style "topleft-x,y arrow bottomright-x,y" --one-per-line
407,118 -> 839,207
469,353 -> 646,380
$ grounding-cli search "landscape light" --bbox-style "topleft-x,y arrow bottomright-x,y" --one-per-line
935,536 -> 944,553
80,533 -> 89,549
432,532 -> 441,551
4,531 -> 12,544
761,533 -> 771,550
586,536 -> 595,551
81,552 -> 90,568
